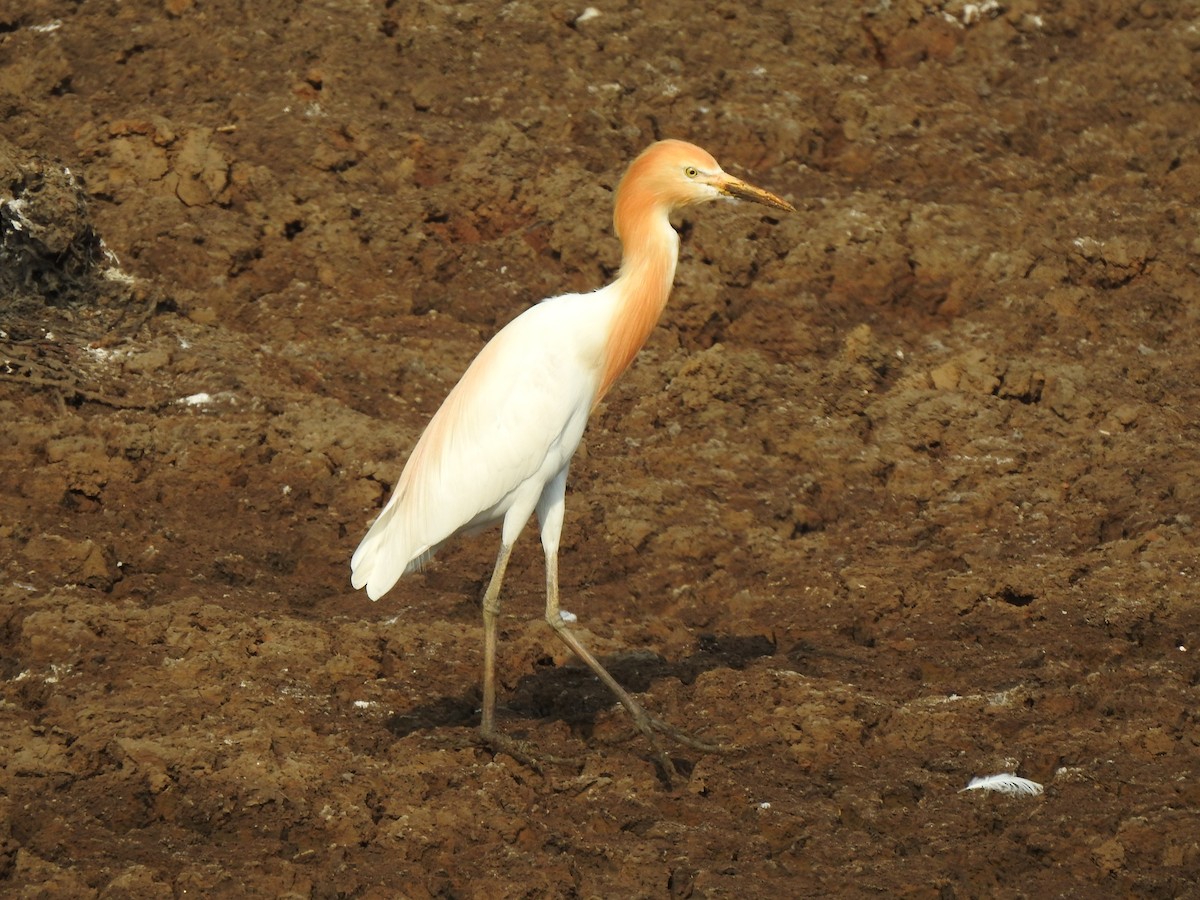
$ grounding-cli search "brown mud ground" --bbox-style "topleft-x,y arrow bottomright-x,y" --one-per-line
3,1 -> 1200,897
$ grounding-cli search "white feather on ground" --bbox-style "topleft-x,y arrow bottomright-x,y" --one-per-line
960,773 -> 1045,796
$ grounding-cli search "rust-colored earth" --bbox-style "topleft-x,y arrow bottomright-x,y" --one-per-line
3,1 -> 1199,896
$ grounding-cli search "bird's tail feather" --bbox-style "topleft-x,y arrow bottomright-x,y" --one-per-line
350,502 -> 430,600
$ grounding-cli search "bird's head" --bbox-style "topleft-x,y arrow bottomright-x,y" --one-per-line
614,139 -> 794,238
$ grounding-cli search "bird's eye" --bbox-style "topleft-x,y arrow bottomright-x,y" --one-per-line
684,166 -> 698,179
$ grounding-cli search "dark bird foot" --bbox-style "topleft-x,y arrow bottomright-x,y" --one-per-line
477,729 -> 575,775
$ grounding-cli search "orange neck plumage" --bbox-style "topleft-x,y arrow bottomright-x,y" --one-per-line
595,183 -> 679,401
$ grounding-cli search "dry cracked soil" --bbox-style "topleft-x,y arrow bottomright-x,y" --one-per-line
2,0 -> 1200,897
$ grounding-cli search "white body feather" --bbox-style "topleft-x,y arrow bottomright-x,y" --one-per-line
960,773 -> 1044,797
350,284 -> 622,601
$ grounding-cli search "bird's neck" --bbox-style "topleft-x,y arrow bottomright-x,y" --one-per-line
595,211 -> 679,400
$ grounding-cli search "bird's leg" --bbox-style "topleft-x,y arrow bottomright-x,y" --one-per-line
541,551 -> 677,783
477,536 -> 570,772
536,472 -> 720,783
479,541 -> 513,741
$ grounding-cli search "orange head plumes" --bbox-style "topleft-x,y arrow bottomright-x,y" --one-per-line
613,139 -> 794,242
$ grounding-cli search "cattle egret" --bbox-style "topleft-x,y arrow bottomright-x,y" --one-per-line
352,139 -> 793,781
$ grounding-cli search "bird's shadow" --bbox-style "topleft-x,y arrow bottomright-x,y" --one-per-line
383,632 -> 777,740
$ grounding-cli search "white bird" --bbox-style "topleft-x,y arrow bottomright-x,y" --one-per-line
351,139 -> 793,781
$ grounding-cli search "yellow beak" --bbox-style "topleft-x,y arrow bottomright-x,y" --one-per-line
718,174 -> 795,212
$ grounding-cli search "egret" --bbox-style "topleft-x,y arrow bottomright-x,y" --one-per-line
352,139 -> 793,781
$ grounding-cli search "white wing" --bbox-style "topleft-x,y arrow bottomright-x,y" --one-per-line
351,290 -> 613,600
